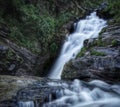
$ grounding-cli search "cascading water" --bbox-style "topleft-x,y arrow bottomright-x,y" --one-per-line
48,12 -> 107,79
18,101 -> 34,107
43,79 -> 120,107
18,12 -> 120,107
18,79 -> 120,107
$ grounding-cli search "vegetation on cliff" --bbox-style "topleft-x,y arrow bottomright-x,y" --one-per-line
0,0 -> 81,55
0,0 -> 119,54
0,0 -> 120,76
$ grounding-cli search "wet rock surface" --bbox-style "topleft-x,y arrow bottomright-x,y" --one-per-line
62,25 -> 120,82
1,78 -> 119,107
0,75 -> 68,107
17,83 -> 64,106
0,75 -> 44,107
2,75 -> 119,107
0,75 -> 42,101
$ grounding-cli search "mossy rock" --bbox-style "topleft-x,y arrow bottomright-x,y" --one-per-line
0,75 -> 42,101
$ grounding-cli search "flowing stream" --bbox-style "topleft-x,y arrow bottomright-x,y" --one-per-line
18,79 -> 120,107
48,12 -> 106,79
43,79 -> 120,107
18,12 -> 120,107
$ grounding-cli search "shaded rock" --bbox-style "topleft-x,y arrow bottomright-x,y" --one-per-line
17,85 -> 64,106
4,39 -> 37,64
0,100 -> 17,107
15,68 -> 28,76
0,45 -> 8,51
64,21 -> 75,34
15,79 -> 73,107
62,55 -> 120,82
93,47 -> 119,56
0,23 -> 10,38
0,75 -> 68,107
64,21 -> 78,34
0,75 -> 42,102
0,37 -> 51,77
8,64 -> 16,71
0,44 -> 8,54
62,25 -> 120,83
84,38 -> 96,47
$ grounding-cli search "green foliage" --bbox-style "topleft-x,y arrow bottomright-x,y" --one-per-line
56,12 -> 73,28
10,26 -> 23,40
7,2 -> 56,54
111,40 -> 118,46
96,37 -> 106,47
106,0 -> 120,14
90,50 -> 106,56
81,0 -> 104,9
1,0 -> 120,56
103,0 -> 120,23
20,4 -> 38,21
10,26 -> 41,54
38,15 -> 56,39
77,48 -> 86,57
50,42 -> 58,53
0,0 -> 81,55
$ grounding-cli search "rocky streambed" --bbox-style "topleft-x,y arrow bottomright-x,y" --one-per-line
0,75 -> 69,107
0,75 -> 120,107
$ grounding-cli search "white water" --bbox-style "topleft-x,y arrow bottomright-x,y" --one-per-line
18,13 -> 120,107
48,12 -> 107,79
18,101 -> 34,107
43,79 -> 120,107
18,79 -> 120,107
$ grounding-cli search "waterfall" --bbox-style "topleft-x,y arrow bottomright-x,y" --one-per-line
17,12 -> 120,107
48,12 -> 107,79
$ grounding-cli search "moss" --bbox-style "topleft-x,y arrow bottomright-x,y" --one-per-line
88,37 -> 107,48
104,0 -> 120,23
77,47 -> 86,57
90,50 -> 106,56
111,40 -> 118,46
99,28 -> 106,36
0,75 -> 41,101
97,37 -> 106,47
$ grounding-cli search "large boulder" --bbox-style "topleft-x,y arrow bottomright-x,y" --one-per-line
62,55 -> 120,82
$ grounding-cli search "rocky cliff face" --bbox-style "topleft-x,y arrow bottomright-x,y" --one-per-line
0,0 -> 87,77
0,0 -> 120,106
0,0 -> 119,80
0,35 -> 50,76
62,23 -> 120,83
